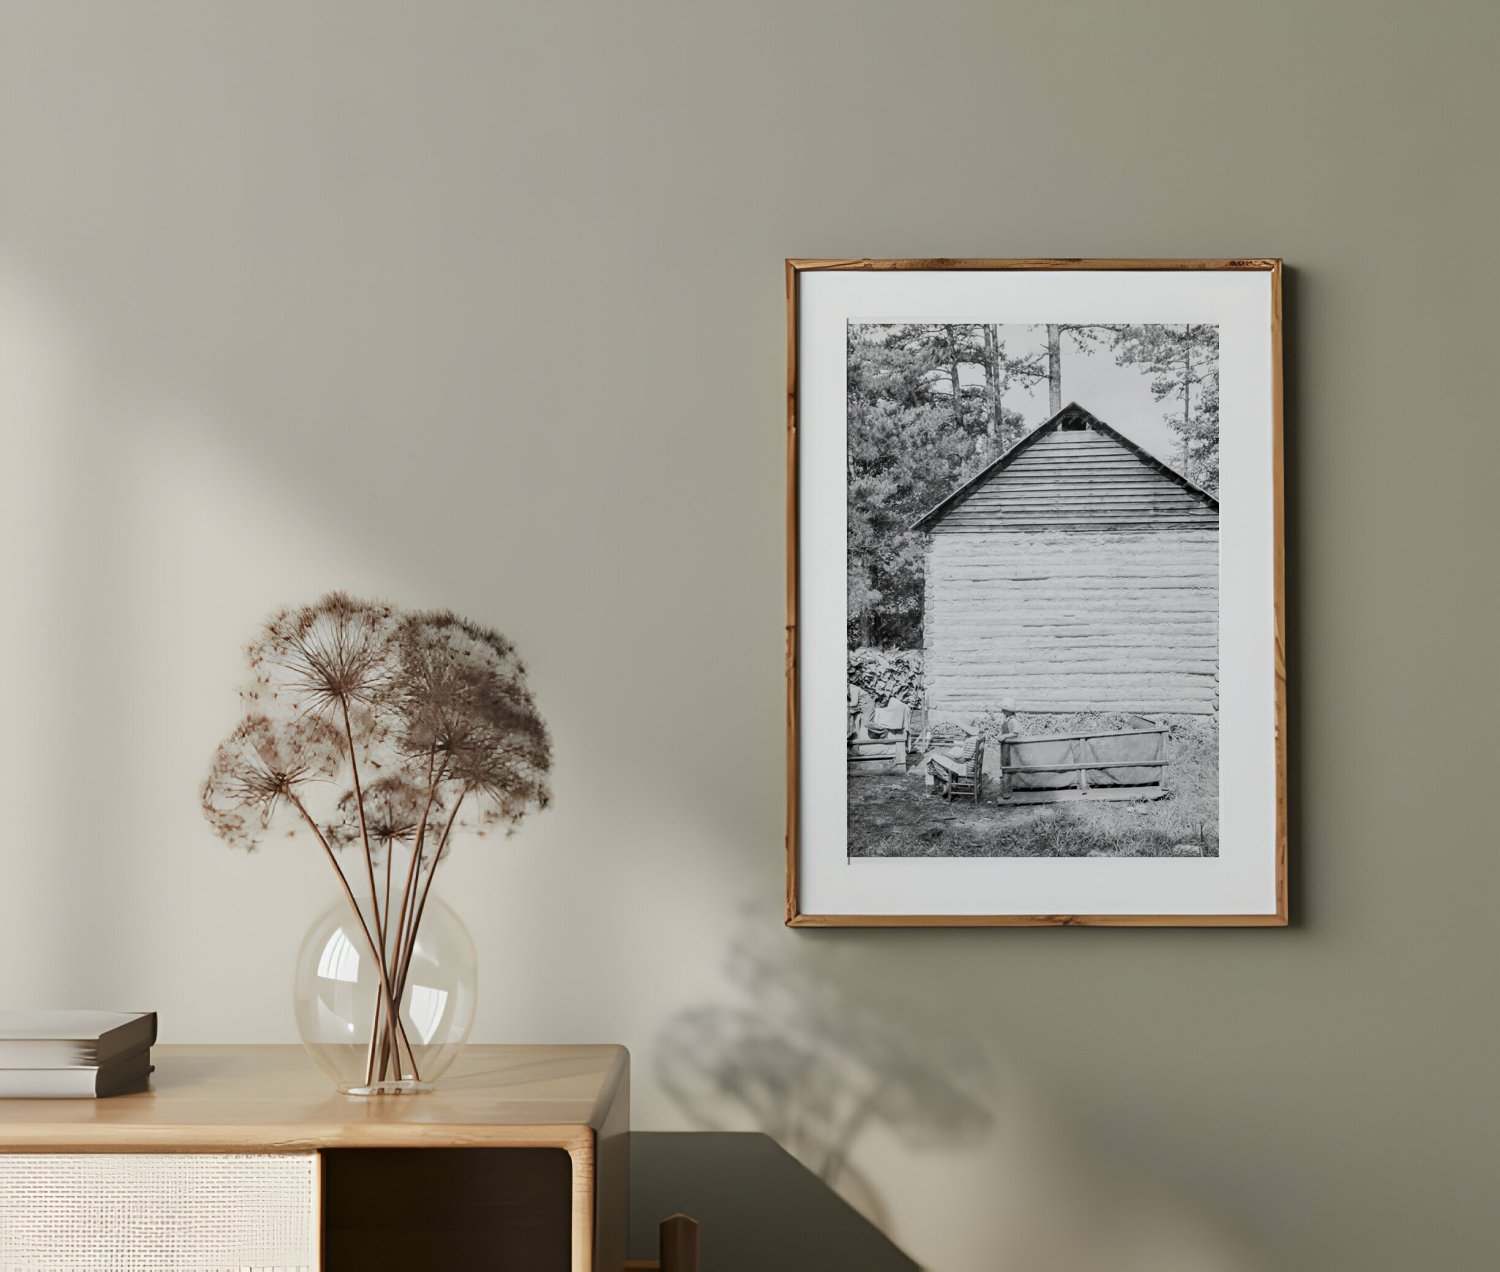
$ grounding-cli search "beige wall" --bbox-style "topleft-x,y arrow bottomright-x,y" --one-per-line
1,3 -> 1494,1269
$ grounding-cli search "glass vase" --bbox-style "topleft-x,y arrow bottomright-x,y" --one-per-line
293,893 -> 477,1095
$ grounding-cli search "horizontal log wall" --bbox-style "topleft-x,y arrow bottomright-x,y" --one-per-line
923,527 -> 1219,715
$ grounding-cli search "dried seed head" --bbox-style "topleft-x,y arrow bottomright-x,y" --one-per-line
328,773 -> 446,860
247,592 -> 397,721
205,595 -> 552,858
390,610 -> 551,837
201,713 -> 345,851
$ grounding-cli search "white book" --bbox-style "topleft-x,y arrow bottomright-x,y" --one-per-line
0,1048 -> 153,1098
0,1009 -> 157,1069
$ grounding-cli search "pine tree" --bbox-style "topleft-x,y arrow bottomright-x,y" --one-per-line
1113,324 -> 1220,490
846,326 -> 991,648
1040,324 -> 1124,414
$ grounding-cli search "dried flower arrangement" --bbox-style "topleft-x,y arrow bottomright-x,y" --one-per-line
202,593 -> 551,1088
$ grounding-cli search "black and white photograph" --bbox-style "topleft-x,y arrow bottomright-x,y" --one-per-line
845,320 -> 1221,860
788,260 -> 1285,925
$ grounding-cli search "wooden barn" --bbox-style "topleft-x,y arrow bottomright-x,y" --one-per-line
912,403 -> 1219,716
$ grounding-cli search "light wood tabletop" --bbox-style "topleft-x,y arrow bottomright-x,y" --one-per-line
0,1044 -> 633,1271
0,1043 -> 629,1154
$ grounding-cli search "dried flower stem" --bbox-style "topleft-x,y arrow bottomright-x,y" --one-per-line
387,750 -> 440,987
364,847 -> 398,1085
395,783 -> 470,1002
338,699 -> 391,1089
287,791 -> 413,1081
382,852 -> 393,958
371,749 -> 443,1084
340,699 -> 384,947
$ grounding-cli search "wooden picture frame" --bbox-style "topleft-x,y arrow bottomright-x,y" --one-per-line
786,258 -> 1286,927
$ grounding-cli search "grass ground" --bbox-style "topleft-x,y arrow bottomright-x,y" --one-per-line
848,714 -> 1218,859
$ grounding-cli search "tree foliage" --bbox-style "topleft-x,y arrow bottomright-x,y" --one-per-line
847,325 -> 1028,649
1113,324 -> 1220,492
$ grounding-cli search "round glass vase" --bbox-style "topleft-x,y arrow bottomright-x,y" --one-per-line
293,893 -> 477,1095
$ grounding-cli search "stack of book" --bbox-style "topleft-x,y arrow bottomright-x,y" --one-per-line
0,1010 -> 157,1098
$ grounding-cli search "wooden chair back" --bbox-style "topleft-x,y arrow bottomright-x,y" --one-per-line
626,1213 -> 700,1272
659,1213 -> 700,1272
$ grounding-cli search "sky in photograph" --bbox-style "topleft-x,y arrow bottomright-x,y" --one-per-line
948,324 -> 1203,468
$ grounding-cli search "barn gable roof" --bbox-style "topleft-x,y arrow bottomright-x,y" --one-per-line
910,402 -> 1219,532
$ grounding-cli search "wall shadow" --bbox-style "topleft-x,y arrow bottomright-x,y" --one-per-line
653,908 -> 1273,1270
654,910 -> 998,1231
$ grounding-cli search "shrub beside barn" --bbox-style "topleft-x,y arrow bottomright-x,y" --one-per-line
912,403 -> 1219,717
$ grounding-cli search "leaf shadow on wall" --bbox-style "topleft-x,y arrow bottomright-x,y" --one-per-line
653,907 -> 1273,1272
654,909 -> 998,1231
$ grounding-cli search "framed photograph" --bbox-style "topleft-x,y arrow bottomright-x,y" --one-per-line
786,259 -> 1285,927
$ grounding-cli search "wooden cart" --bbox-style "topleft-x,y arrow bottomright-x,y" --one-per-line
998,718 -> 1169,805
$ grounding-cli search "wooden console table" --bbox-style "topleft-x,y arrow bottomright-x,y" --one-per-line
0,1043 -> 631,1271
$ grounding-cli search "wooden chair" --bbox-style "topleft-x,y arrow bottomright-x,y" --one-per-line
847,699 -> 912,775
929,735 -> 984,803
